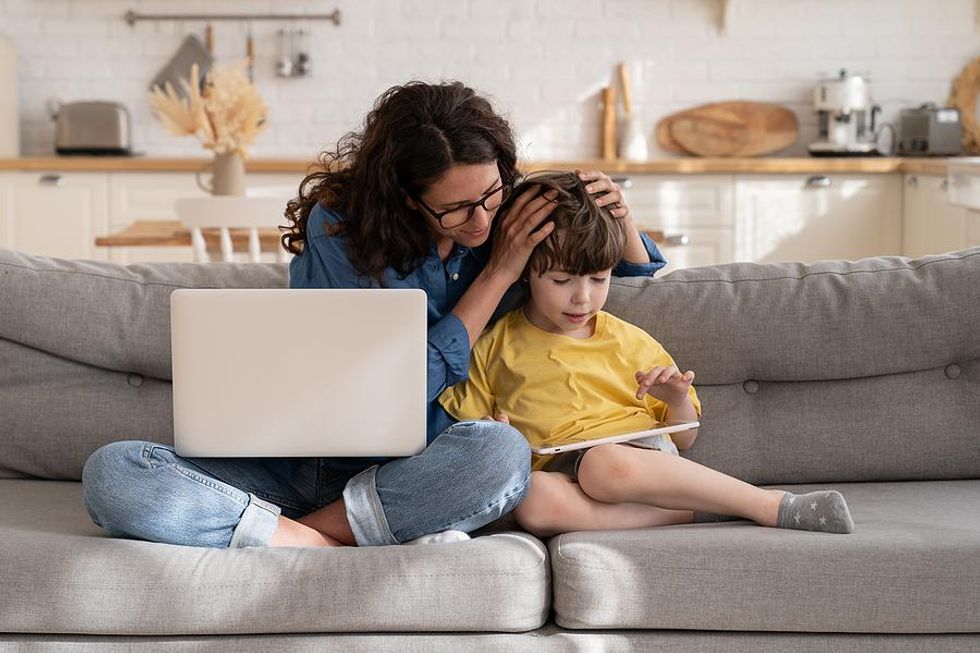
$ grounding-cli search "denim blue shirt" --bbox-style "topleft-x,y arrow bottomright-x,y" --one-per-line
289,203 -> 667,444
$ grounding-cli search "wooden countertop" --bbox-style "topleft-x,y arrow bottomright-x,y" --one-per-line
0,156 -> 955,175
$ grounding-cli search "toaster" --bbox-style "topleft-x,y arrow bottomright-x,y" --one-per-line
897,103 -> 963,157
53,101 -> 133,155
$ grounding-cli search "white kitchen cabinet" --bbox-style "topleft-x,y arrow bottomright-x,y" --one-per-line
616,174 -> 735,273
966,210 -> 980,248
0,171 -> 109,260
902,174 -> 968,257
105,172 -> 204,263
734,174 -> 902,263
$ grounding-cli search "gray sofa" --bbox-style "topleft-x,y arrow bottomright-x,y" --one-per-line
1,246 -> 978,651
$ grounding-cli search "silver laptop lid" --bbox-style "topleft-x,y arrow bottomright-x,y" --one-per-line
170,288 -> 427,457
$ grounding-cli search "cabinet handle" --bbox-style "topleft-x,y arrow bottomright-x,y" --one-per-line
38,174 -> 64,186
805,175 -> 831,188
664,234 -> 690,247
939,178 -> 949,191
610,176 -> 633,189
907,175 -> 918,187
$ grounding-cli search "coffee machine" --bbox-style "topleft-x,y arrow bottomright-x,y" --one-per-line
808,69 -> 881,157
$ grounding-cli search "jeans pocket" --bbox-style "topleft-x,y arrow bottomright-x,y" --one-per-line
172,465 -> 249,506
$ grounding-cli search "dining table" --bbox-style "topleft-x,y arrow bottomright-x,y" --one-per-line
95,221 -> 667,253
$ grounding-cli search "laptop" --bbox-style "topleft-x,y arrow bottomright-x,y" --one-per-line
170,288 -> 428,458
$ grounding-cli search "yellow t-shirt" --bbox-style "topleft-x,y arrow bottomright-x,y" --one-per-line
439,309 -> 701,470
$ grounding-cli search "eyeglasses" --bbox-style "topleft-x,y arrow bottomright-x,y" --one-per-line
415,183 -> 511,229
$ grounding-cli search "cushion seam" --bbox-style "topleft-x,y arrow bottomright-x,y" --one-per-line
611,249 -> 980,287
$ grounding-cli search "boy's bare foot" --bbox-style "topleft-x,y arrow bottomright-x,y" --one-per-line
269,516 -> 344,547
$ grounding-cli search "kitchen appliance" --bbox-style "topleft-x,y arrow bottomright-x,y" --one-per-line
808,69 -> 881,157
52,101 -> 133,155
0,33 -> 18,157
897,103 -> 963,156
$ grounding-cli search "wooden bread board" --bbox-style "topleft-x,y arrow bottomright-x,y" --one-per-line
656,101 -> 798,157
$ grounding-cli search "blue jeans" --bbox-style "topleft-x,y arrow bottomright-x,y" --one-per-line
82,420 -> 531,548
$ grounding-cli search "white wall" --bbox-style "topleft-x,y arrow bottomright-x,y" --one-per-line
1,0 -> 977,160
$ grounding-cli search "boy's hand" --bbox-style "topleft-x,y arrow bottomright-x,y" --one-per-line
481,412 -> 510,424
635,366 -> 695,403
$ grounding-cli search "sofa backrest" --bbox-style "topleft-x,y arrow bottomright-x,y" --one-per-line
1,247 -> 978,483
603,248 -> 980,485
0,250 -> 285,479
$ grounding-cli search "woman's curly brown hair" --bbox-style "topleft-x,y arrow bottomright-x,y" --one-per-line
280,81 -> 520,281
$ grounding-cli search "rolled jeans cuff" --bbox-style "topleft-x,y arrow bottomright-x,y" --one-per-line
342,465 -> 398,547
229,493 -> 281,548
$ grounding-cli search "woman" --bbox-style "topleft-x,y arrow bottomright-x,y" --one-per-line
82,81 -> 665,549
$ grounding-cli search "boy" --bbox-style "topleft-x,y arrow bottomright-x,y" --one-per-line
439,171 -> 854,536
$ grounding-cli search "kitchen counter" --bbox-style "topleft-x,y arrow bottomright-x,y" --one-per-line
0,156 -> 955,175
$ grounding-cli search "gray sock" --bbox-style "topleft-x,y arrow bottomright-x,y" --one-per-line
777,490 -> 854,534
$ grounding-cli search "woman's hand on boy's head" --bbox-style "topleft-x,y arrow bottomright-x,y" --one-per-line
488,185 -> 557,283
635,366 -> 695,402
577,169 -> 631,222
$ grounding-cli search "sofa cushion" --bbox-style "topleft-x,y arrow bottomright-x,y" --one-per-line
0,249 -> 287,380
0,250 -> 285,479
604,248 -> 980,484
0,339 -> 174,479
0,479 -> 550,635
551,480 -> 980,633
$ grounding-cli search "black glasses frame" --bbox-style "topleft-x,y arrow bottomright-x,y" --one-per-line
414,182 -> 512,229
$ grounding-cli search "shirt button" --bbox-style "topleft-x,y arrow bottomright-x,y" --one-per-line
451,272 -> 460,281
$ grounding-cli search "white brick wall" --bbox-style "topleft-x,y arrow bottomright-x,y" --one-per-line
1,0 -> 977,160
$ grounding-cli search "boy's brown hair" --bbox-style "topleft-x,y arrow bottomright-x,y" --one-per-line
505,171 -> 628,276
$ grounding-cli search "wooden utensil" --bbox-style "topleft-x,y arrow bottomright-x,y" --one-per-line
246,22 -> 255,82
617,63 -> 633,116
656,101 -> 798,157
601,86 -> 617,160
670,112 -> 749,157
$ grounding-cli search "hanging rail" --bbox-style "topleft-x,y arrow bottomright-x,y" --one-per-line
124,10 -> 341,27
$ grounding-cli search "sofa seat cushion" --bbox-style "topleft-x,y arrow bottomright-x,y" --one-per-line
551,480 -> 980,633
0,480 -> 550,636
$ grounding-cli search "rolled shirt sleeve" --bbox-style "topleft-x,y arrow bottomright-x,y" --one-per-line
426,311 -> 471,402
612,231 -> 668,278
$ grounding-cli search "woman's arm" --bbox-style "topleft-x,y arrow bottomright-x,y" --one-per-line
451,186 -> 557,346
576,169 -> 667,275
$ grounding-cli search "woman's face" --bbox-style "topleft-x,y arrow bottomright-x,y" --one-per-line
409,162 -> 504,249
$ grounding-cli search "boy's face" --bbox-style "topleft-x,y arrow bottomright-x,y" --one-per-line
524,267 -> 613,337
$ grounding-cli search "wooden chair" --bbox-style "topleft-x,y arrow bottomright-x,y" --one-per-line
174,195 -> 291,263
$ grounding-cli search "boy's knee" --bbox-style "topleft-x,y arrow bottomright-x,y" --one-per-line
513,471 -> 564,537
577,444 -> 635,502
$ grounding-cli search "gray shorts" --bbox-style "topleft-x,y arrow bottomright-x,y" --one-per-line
541,433 -> 679,482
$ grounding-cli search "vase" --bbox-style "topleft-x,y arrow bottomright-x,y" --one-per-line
197,151 -> 246,196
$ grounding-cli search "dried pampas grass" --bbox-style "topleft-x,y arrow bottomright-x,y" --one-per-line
149,61 -> 267,157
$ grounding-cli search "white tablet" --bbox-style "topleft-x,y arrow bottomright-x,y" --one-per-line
531,421 -> 700,455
